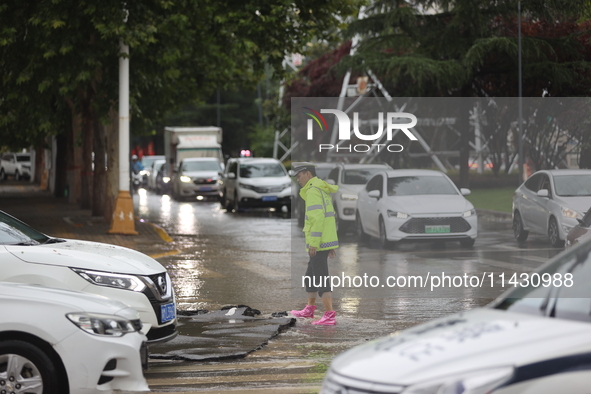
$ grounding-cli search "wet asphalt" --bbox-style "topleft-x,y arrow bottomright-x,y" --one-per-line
133,189 -> 565,393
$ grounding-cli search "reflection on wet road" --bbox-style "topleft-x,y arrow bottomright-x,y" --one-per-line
135,190 -> 564,392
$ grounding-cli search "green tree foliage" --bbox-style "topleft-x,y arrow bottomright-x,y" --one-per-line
345,0 -> 591,97
0,0 -> 359,213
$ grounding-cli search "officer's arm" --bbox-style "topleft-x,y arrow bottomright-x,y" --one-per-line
307,188 -> 325,249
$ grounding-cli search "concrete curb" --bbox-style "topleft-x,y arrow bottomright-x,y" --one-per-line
142,220 -> 173,243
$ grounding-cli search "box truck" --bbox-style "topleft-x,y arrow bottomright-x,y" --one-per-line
164,126 -> 223,167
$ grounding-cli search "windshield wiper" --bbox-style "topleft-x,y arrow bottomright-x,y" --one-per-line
10,241 -> 39,246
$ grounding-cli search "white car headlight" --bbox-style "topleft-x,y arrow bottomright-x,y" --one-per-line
67,313 -> 138,337
561,206 -> 581,219
341,194 -> 358,201
72,268 -> 146,292
387,210 -> 409,219
163,176 -> 171,183
139,170 -> 148,176
463,209 -> 476,217
402,367 -> 514,394
180,175 -> 192,183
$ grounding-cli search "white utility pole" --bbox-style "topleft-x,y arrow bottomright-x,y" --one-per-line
109,41 -> 137,234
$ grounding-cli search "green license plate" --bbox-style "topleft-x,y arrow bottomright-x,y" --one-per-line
425,225 -> 450,233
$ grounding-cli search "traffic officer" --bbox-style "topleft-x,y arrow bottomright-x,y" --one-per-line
290,162 -> 339,325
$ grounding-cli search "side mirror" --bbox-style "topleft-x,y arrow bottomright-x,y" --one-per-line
327,179 -> 336,185
228,172 -> 236,179
460,188 -> 471,196
537,189 -> 549,198
288,170 -> 295,177
368,190 -> 381,199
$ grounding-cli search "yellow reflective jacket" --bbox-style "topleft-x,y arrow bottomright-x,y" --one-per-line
300,177 -> 339,251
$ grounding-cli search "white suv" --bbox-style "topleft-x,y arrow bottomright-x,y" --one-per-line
326,163 -> 392,232
220,157 -> 292,212
0,152 -> 32,181
0,210 -> 177,344
171,157 -> 223,200
0,283 -> 149,393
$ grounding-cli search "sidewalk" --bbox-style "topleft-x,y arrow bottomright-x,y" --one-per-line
0,185 -> 174,258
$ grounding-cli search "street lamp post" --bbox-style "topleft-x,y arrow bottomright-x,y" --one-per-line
109,41 -> 138,234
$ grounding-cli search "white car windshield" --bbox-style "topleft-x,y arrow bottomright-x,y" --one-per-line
387,176 -> 458,196
494,241 -> 591,323
343,168 -> 385,185
553,175 -> 591,197
0,212 -> 49,245
240,163 -> 285,178
183,161 -> 221,172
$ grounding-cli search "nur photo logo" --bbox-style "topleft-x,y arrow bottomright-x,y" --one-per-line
303,108 -> 418,153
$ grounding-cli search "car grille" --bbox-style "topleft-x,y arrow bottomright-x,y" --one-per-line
253,185 -> 285,193
148,273 -> 168,297
193,178 -> 217,185
399,217 -> 471,234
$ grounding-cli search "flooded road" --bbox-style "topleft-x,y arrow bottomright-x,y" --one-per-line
135,189 -> 564,393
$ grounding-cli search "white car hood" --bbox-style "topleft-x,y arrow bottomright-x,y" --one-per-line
184,170 -> 219,179
330,308 -> 591,386
5,239 -> 165,275
387,195 -> 472,215
0,282 -> 136,317
239,176 -> 289,186
555,196 -> 591,214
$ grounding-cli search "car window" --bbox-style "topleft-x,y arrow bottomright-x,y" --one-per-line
387,176 -> 458,196
540,175 -> 552,196
239,163 -> 285,178
342,168 -> 385,185
316,166 -> 334,180
228,161 -> 237,175
524,173 -> 543,192
16,155 -> 30,162
365,174 -> 382,192
182,160 -> 221,172
328,168 -> 339,183
494,241 -> 591,323
0,211 -> 49,244
553,174 -> 591,197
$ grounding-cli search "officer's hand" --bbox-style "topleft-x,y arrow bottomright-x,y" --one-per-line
328,249 -> 337,259
308,247 -> 317,257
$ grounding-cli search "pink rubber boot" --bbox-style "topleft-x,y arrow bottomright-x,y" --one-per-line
290,305 -> 316,318
311,311 -> 336,325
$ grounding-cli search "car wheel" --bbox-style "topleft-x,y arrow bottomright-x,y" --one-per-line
379,217 -> 393,248
356,213 -> 369,243
296,199 -> 305,227
513,211 -> 529,242
224,191 -> 234,212
460,238 -> 475,248
548,216 -> 564,247
14,170 -> 20,181
0,168 -> 5,181
0,340 -> 63,394
234,192 -> 243,213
